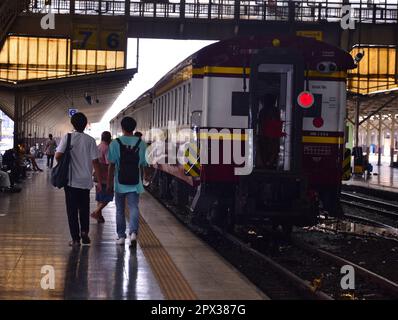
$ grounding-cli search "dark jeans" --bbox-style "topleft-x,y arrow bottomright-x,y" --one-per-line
64,186 -> 90,241
47,155 -> 54,168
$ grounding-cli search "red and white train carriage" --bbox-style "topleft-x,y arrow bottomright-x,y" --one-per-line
111,35 -> 355,230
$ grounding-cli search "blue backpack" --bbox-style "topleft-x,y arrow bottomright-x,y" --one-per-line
116,138 -> 141,185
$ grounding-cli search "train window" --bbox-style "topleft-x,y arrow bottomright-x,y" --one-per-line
169,92 -> 173,123
161,96 -> 163,127
155,100 -> 158,127
157,99 -> 159,127
162,93 -> 166,127
168,92 -> 171,123
187,83 -> 191,124
162,96 -> 165,127
157,100 -> 159,127
152,102 -> 155,127
173,89 -> 178,122
178,87 -> 182,125
154,101 -> 156,127
162,95 -> 165,127
231,92 -> 250,116
182,85 -> 186,125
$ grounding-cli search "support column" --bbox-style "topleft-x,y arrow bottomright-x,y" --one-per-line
366,120 -> 371,154
355,96 -> 360,147
13,91 -> 23,148
391,114 -> 396,166
70,0 -> 75,15
378,114 -> 382,166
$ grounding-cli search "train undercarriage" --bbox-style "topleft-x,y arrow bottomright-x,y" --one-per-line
147,168 -> 322,234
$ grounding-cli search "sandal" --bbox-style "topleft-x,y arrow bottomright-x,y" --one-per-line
97,215 -> 105,224
90,211 -> 99,220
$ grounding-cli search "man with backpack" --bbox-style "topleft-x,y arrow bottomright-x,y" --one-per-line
107,117 -> 147,247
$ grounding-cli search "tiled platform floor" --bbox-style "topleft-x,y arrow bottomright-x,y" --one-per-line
0,167 -> 163,300
343,156 -> 398,193
0,162 -> 267,300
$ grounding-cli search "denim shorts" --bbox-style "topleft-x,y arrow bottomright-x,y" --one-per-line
95,184 -> 114,203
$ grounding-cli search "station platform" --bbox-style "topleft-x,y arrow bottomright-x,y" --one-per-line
343,159 -> 398,194
0,162 -> 267,300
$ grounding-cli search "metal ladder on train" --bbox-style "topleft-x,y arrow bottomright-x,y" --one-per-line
0,0 -> 29,51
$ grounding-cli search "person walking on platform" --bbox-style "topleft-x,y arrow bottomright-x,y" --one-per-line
91,131 -> 113,224
107,117 -> 148,247
45,134 -> 57,168
56,112 -> 102,247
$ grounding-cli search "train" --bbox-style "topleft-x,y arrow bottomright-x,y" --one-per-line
111,35 -> 355,231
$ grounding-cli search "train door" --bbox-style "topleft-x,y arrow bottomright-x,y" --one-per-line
252,65 -> 293,171
234,48 -> 310,226
249,48 -> 304,174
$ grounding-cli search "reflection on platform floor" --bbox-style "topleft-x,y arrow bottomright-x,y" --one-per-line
0,164 -> 164,300
344,157 -> 398,193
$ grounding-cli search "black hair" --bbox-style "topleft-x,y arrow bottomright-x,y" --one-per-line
121,117 -> 137,133
134,131 -> 143,138
101,131 -> 112,144
71,112 -> 88,132
49,134 -> 53,139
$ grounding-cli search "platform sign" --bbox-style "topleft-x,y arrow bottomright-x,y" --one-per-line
72,24 -> 99,50
296,31 -> 323,41
100,30 -> 125,51
72,24 -> 127,51
68,108 -> 78,118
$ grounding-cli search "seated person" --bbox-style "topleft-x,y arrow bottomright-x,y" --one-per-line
2,148 -> 26,182
0,170 -> 21,193
17,141 -> 43,172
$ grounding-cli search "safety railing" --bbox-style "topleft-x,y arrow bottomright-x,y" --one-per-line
24,0 -> 398,24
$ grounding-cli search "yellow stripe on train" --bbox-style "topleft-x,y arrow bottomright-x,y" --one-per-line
302,136 -> 345,144
193,67 -> 347,79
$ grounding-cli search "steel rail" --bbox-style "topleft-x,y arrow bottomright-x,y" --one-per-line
292,237 -> 398,298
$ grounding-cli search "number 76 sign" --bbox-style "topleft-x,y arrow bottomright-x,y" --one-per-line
72,24 -> 126,51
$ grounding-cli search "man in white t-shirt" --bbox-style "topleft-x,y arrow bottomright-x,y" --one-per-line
56,112 -> 102,247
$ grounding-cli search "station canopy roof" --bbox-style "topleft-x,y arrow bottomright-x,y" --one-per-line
347,45 -> 398,120
0,36 -> 135,132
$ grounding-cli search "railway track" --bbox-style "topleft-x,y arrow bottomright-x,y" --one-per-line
148,188 -> 398,299
340,191 -> 398,220
291,237 -> 398,299
147,189 -> 332,300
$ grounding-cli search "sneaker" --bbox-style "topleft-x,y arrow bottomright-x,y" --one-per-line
81,232 -> 91,246
129,232 -> 137,247
116,237 -> 125,245
69,240 -> 81,247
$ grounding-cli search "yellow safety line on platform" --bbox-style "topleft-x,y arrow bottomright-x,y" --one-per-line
138,215 -> 198,300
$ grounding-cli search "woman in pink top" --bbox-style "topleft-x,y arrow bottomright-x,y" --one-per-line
91,131 -> 113,223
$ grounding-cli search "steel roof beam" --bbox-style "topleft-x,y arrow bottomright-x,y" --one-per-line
359,95 -> 398,125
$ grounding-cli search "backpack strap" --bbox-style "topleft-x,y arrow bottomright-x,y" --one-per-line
116,137 -> 141,149
133,137 -> 142,149
116,138 -> 123,147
